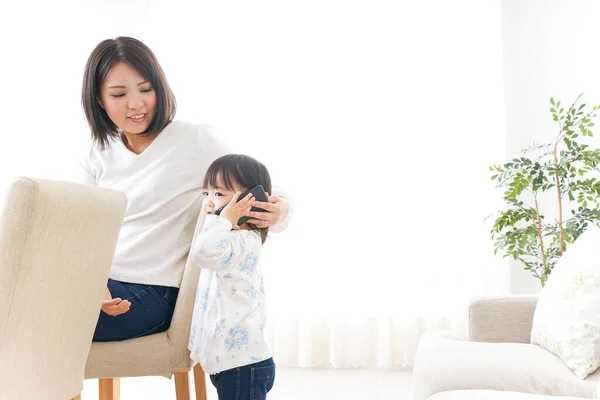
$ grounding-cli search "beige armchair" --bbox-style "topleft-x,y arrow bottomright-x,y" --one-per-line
0,177 -> 127,400
83,211 -> 209,400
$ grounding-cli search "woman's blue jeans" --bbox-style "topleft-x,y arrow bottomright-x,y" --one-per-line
92,278 -> 179,342
209,358 -> 276,400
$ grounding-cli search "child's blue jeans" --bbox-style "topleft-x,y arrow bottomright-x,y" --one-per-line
209,358 -> 275,400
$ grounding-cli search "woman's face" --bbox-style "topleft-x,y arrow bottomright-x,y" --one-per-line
99,61 -> 157,135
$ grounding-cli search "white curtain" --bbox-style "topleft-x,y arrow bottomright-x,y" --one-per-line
0,0 -> 509,368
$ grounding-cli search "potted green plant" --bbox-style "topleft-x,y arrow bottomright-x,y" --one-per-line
489,95 -> 600,286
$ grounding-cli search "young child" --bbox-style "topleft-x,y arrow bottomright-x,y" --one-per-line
189,154 -> 276,400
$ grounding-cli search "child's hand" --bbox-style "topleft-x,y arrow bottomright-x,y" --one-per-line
220,191 -> 254,229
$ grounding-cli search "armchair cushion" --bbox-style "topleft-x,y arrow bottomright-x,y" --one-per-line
85,211 -> 206,379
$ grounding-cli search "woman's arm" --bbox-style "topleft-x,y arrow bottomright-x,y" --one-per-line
248,186 -> 294,233
271,185 -> 294,233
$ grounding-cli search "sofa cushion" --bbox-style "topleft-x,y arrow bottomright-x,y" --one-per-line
412,332 -> 599,400
530,225 -> 600,379
428,390 -> 589,400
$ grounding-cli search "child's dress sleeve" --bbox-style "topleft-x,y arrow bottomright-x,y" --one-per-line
191,214 -> 248,270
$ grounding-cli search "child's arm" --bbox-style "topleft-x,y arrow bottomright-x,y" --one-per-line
191,214 -> 245,270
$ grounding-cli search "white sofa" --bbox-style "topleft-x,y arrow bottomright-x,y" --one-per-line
428,392 -> 591,400
412,296 -> 599,400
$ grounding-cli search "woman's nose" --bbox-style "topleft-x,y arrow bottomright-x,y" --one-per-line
128,95 -> 144,110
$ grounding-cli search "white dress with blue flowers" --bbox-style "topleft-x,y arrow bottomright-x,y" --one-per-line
188,214 -> 271,374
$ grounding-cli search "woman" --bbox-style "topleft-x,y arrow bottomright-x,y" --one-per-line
80,36 -> 292,342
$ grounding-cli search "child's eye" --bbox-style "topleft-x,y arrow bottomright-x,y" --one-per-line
202,191 -> 209,196
111,93 -> 125,98
215,192 -> 223,197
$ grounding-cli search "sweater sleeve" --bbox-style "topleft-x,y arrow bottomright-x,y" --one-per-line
191,214 -> 257,271
196,124 -> 232,163
269,185 -> 294,234
79,147 -> 97,186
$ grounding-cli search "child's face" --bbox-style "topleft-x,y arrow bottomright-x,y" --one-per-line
202,176 -> 246,215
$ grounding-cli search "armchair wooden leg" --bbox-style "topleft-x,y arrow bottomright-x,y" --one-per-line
193,363 -> 207,400
99,378 -> 120,400
71,395 -> 81,400
174,371 -> 190,400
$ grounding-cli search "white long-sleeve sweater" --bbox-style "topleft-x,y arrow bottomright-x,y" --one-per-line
80,121 -> 291,288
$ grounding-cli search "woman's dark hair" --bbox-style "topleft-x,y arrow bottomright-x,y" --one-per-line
81,36 -> 176,150
204,154 -> 273,243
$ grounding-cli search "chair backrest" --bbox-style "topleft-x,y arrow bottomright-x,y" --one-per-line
0,178 -> 127,399
168,208 -> 207,370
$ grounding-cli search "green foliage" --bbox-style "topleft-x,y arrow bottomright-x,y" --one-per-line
489,95 -> 600,286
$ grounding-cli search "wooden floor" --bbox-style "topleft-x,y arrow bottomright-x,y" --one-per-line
79,368 -> 413,400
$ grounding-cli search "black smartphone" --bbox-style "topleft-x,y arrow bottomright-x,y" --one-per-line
214,185 -> 268,226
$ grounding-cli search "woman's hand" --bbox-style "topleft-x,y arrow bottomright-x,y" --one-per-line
247,194 -> 289,228
221,191 -> 254,229
101,287 -> 131,316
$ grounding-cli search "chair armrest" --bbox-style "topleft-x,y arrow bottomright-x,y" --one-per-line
468,295 -> 538,343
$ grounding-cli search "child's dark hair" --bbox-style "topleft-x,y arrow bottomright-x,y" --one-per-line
204,154 -> 272,243
82,36 -> 176,150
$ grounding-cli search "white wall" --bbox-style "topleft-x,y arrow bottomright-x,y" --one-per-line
5,0 -> 592,297
501,0 -> 600,293
0,0 -> 510,373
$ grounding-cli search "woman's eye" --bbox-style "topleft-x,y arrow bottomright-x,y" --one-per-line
141,87 -> 153,93
111,93 -> 125,98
